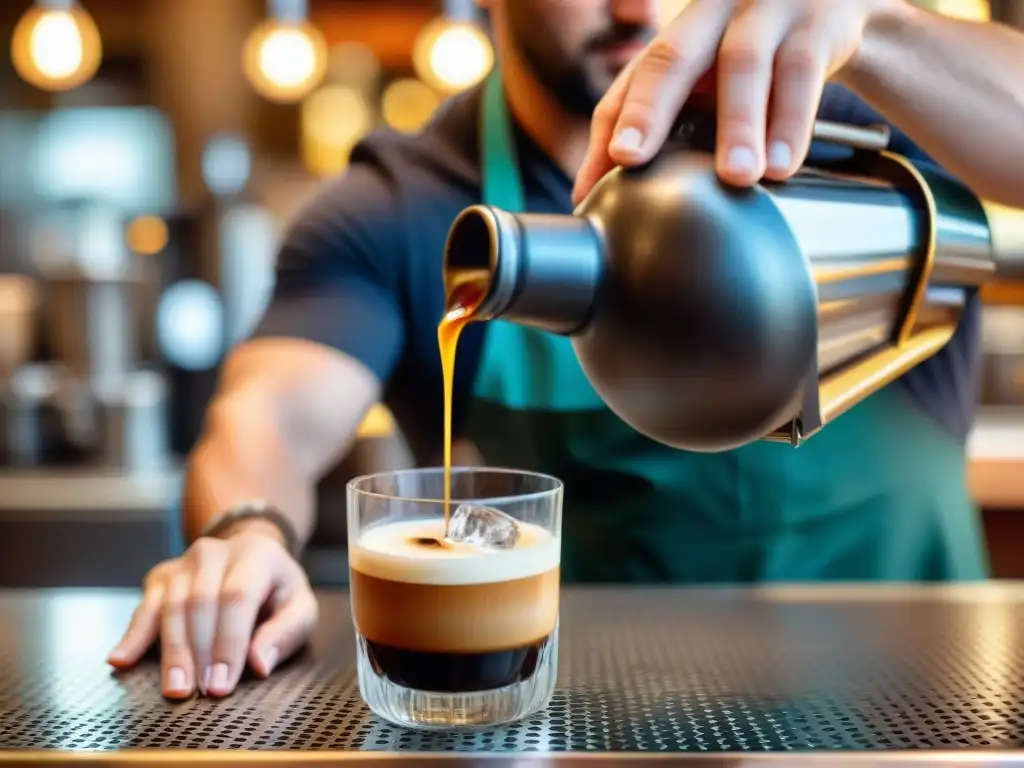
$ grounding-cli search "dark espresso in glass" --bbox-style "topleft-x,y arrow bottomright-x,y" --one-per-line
350,520 -> 560,693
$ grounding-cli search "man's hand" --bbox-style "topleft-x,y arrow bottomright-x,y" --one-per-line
107,524 -> 318,700
574,0 -> 902,204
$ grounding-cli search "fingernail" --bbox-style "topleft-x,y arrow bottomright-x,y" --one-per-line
166,666 -> 188,693
259,647 -> 279,675
107,647 -> 125,664
725,145 -> 756,174
768,141 -> 792,172
611,127 -> 644,154
208,663 -> 229,692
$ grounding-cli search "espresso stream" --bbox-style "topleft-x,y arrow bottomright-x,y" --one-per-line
438,268 -> 489,526
352,291 -> 562,694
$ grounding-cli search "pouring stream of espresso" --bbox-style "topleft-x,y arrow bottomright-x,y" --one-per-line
438,268 -> 490,530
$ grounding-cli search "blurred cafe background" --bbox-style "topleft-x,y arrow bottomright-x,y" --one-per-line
0,0 -> 1021,589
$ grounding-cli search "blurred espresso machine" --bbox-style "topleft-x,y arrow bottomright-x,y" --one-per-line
443,117 -> 1024,452
0,206 -> 170,474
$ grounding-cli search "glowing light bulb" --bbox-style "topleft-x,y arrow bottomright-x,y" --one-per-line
413,18 -> 493,94
30,11 -> 82,78
11,4 -> 102,91
260,28 -> 316,88
243,20 -> 327,103
430,25 -> 491,91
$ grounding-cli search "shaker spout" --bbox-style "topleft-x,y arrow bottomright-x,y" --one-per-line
443,205 -> 604,336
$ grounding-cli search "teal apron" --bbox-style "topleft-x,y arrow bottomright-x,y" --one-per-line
466,74 -> 988,583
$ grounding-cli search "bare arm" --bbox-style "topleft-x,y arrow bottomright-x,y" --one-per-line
842,3 -> 1024,208
182,337 -> 381,547
110,160 -> 409,701
576,0 -> 1024,209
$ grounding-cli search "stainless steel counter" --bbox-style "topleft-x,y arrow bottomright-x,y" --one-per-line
2,586 -> 1024,764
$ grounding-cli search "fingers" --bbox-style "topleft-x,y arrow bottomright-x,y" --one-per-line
607,0 -> 734,167
576,1 -> 846,198
111,531 -> 310,700
185,538 -> 229,695
205,547 -> 276,697
573,57 -> 640,206
763,25 -> 829,181
108,580 -> 165,669
250,583 -> 319,679
714,2 -> 794,186
160,572 -> 196,699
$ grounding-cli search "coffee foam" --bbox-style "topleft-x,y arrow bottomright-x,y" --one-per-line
350,518 -> 560,586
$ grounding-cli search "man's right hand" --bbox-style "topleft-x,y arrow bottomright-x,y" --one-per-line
107,524 -> 319,699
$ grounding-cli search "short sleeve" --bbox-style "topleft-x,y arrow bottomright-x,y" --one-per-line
252,158 -> 407,383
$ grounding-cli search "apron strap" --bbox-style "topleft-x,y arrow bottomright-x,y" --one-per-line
481,72 -> 527,213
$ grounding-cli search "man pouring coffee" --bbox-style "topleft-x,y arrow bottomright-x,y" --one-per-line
109,0 -> 1024,700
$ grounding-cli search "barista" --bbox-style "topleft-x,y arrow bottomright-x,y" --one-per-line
108,0 -> 1024,701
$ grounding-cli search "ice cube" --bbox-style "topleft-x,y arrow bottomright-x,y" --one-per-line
445,504 -> 520,549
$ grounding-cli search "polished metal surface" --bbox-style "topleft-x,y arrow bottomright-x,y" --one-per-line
982,200 -> 1024,282
94,370 -> 171,474
42,268 -> 142,386
2,586 -> 1024,762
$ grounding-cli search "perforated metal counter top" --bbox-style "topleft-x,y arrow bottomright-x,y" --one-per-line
2,586 -> 1024,765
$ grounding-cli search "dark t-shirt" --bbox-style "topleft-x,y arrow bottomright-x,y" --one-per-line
254,84 -> 982,463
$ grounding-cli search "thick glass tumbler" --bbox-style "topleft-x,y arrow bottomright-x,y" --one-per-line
347,467 -> 562,730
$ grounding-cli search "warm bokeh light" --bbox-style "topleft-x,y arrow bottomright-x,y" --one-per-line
10,4 -> 102,91
382,78 -> 441,134
301,85 -> 373,178
125,215 -> 169,256
938,0 -> 990,19
413,18 -> 493,94
328,41 -> 383,98
31,12 -> 81,78
242,20 -> 327,103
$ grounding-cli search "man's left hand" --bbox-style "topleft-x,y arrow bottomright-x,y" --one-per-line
573,0 -> 902,204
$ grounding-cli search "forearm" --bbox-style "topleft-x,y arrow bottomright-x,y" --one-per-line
840,2 -> 1024,207
181,339 -> 381,548
182,396 -> 317,547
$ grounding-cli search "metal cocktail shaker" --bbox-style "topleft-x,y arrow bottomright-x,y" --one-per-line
443,119 -> 1024,452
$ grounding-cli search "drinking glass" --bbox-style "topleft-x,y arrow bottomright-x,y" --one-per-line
347,467 -> 563,730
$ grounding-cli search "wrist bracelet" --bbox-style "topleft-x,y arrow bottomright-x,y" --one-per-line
200,500 -> 300,558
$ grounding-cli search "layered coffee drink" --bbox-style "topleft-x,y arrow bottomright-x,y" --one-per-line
350,517 -> 560,693
347,467 -> 562,730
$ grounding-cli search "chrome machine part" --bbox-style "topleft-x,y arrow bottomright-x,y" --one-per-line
446,117 -> 1021,451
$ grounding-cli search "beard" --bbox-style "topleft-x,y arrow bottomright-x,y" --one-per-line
505,4 -> 652,118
